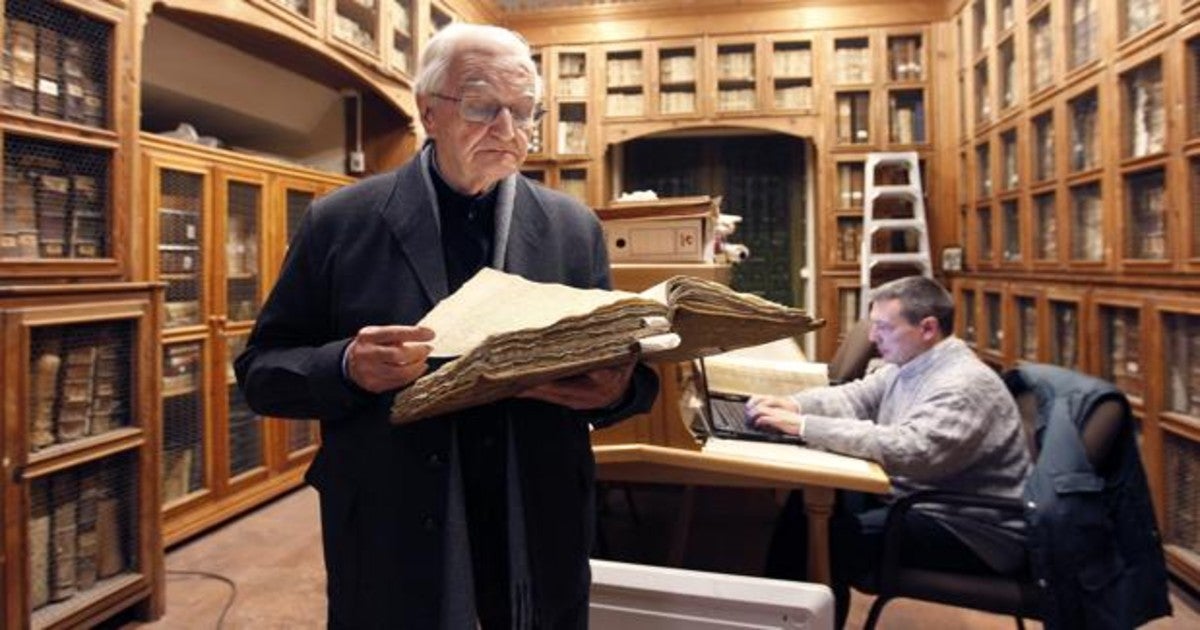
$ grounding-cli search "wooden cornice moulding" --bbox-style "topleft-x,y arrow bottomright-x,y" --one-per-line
505,0 -> 949,44
138,0 -> 417,119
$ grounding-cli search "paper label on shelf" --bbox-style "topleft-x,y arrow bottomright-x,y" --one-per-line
37,78 -> 59,97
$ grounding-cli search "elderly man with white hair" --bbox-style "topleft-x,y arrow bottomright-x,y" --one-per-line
236,23 -> 658,629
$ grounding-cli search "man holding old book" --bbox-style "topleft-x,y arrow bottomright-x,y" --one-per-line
235,23 -> 658,629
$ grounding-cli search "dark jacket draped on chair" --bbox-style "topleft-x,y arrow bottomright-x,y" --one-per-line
1014,363 -> 1171,629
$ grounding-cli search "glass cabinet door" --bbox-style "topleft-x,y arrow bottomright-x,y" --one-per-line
657,44 -> 698,116
1015,295 -> 1039,361
161,340 -> 207,506
1049,299 -> 1080,370
1098,304 -> 1144,401
771,39 -> 814,112
1070,182 -> 1103,262
1124,168 -> 1167,261
715,41 -> 757,113
333,0 -> 381,55
27,320 -> 135,453
2,136 -> 111,263
389,0 -> 415,75
222,178 -> 263,324
224,331 -> 264,480
604,48 -> 645,118
1029,7 -> 1054,94
1033,192 -> 1059,262
156,168 -> 207,330
1121,59 -> 1165,159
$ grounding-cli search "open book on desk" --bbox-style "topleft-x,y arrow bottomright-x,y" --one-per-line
702,437 -> 881,479
389,268 -> 824,424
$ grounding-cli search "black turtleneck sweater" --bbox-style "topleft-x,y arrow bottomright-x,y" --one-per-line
428,164 -> 498,293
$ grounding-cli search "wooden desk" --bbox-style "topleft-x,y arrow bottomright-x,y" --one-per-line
592,443 -> 890,584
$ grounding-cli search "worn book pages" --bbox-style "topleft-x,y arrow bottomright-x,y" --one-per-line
704,354 -> 828,397
390,268 -> 824,424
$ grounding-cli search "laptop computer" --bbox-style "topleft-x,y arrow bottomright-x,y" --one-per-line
694,358 -> 805,445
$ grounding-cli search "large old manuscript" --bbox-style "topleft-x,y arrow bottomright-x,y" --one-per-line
389,268 -> 823,424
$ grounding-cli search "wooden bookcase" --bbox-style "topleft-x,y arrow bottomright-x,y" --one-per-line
140,135 -> 350,546
511,8 -> 940,361
949,0 -> 1200,591
0,283 -> 165,629
0,0 -> 166,627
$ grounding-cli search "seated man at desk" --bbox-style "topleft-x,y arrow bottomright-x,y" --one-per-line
747,275 -> 1031,627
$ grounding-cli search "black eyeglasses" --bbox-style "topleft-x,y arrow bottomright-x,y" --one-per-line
431,93 -> 546,129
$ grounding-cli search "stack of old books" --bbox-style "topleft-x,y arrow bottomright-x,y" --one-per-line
390,268 -> 823,424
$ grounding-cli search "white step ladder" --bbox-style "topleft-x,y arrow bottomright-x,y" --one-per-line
859,152 -> 933,316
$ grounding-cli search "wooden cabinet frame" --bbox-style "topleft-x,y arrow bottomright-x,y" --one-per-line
0,285 -> 164,629
142,137 -> 348,545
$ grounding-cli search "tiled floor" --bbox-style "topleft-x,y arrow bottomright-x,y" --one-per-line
121,485 -> 1200,629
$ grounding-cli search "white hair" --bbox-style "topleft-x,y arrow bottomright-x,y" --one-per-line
414,23 -> 542,98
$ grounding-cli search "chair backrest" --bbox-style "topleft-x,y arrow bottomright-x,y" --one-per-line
827,317 -> 878,385
1007,368 -> 1128,469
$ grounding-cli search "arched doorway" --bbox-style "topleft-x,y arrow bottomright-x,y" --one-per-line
613,131 -> 815,341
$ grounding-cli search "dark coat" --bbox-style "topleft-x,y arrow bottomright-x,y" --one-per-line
235,154 -> 658,628
1014,363 -> 1171,629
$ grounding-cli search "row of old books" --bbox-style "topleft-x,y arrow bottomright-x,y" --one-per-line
228,387 -> 264,477
605,93 -> 644,118
1070,0 -> 1099,66
1164,315 -> 1200,417
29,462 -> 129,610
1035,195 -> 1059,259
333,13 -> 375,51
715,51 -> 755,82
1018,300 -> 1038,361
162,445 -> 200,504
29,328 -> 127,453
1165,436 -> 1200,554
556,54 -> 587,98
605,57 -> 643,89
1129,68 -> 1166,158
1001,145 -> 1018,190
838,220 -> 862,264
836,93 -> 870,143
1031,16 -> 1053,90
1052,304 -> 1080,369
716,89 -> 756,112
888,97 -> 925,145
659,90 -> 696,115
390,0 -> 411,34
838,164 -> 865,209
2,9 -> 106,127
834,43 -> 870,84
774,85 -> 813,111
557,120 -> 587,155
1106,310 -> 1145,399
659,53 -> 695,84
888,37 -> 923,81
1129,174 -> 1167,259
3,147 -> 106,259
1073,189 -> 1104,261
772,47 -> 812,79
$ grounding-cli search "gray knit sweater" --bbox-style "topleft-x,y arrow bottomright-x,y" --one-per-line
793,336 -> 1032,570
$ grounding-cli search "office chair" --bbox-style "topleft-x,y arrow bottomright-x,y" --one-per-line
857,365 -> 1151,630
827,317 -> 877,385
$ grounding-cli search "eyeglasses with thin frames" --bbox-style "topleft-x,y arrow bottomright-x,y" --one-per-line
431,93 -> 546,129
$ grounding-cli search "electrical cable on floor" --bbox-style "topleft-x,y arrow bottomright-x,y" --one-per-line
166,569 -> 237,629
